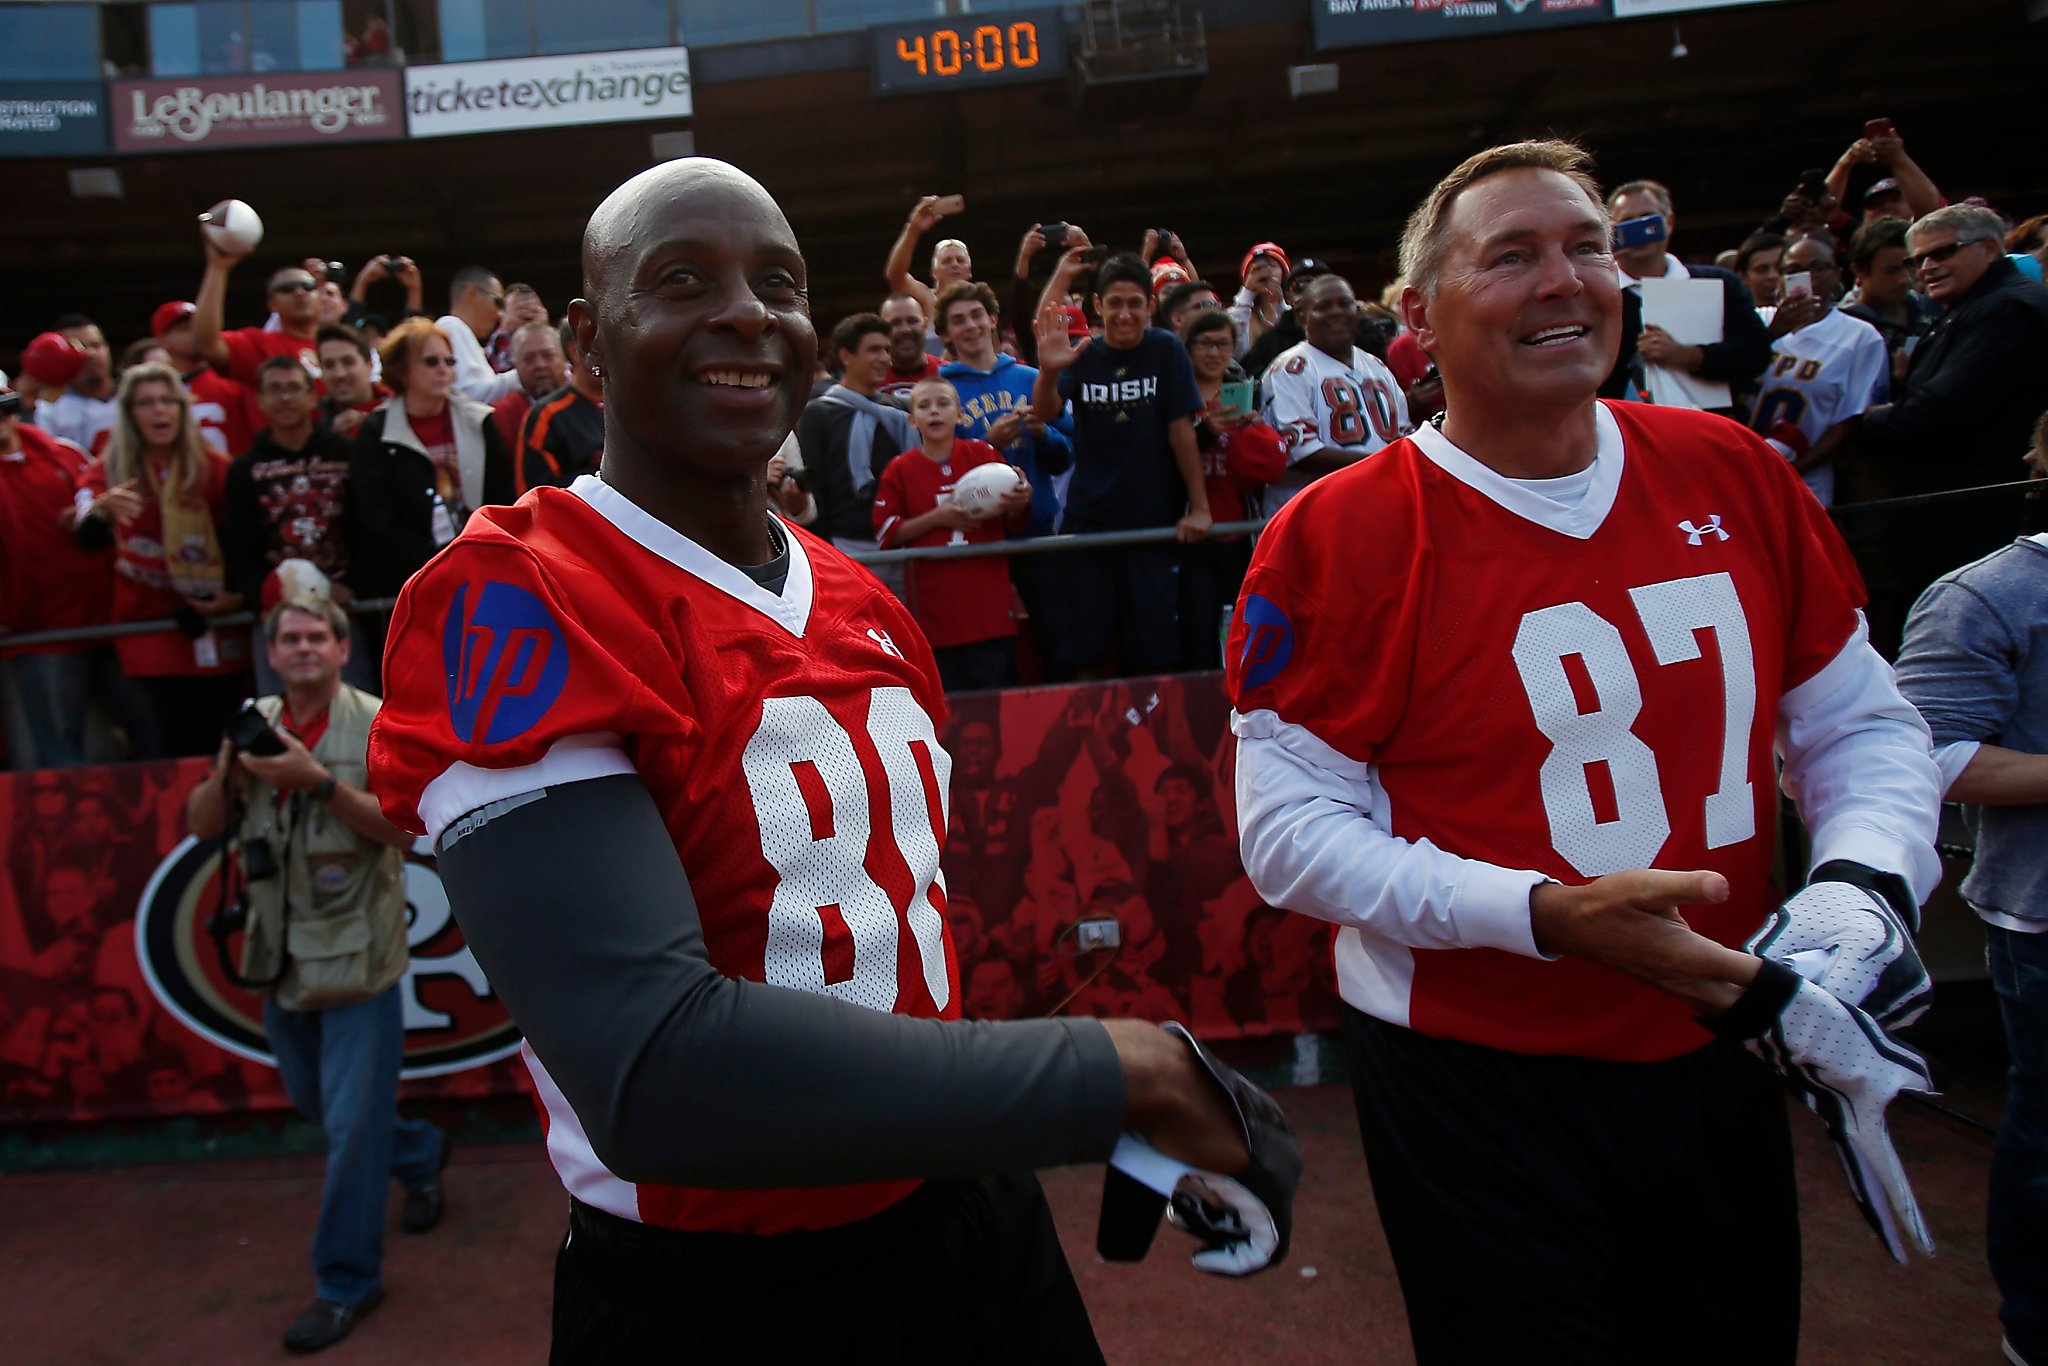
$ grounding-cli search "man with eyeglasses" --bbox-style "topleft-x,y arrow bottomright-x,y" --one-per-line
193,227 -> 325,395
1846,203 -> 2048,650
434,265 -> 524,404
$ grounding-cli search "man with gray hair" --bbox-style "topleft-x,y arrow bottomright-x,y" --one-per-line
1228,138 -> 1944,1360
1846,202 -> 2048,649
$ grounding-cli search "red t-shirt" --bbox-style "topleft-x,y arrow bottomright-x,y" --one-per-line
1227,402 -> 1866,1062
875,354 -> 943,397
872,439 -> 1019,649
1385,331 -> 1432,389
490,390 -> 533,453
219,327 -> 323,392
368,482 -> 957,1235
0,426 -> 113,655
1200,419 -> 1287,533
408,408 -> 466,519
81,452 -> 247,678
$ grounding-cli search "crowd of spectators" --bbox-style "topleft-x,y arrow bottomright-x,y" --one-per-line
1,120 -> 2043,773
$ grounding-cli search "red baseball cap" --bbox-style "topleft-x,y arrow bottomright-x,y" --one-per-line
151,300 -> 197,338
20,331 -> 88,387
1059,305 -> 1091,340
1240,241 -> 1291,283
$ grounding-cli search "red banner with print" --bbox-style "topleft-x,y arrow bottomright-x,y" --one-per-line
0,674 -> 1338,1125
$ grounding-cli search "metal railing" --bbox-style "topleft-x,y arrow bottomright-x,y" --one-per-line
0,520 -> 1268,652
1,474 -> 2033,653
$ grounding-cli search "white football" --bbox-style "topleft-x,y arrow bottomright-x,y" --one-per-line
199,198 -> 264,253
950,462 -> 1023,520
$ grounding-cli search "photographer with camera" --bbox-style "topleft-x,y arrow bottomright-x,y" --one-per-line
185,595 -> 447,1355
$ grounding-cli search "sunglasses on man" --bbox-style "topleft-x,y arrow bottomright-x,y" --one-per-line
1902,239 -> 1987,271
270,278 -> 320,295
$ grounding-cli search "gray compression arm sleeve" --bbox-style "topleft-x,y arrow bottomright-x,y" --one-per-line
436,773 -> 1128,1188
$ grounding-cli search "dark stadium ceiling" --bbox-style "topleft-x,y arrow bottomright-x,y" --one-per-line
3,0 -> 2041,353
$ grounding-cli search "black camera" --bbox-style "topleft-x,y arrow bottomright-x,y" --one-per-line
321,259 -> 346,281
384,254 -> 406,271
224,699 -> 288,757
1795,169 -> 1829,202
1041,221 -> 1070,252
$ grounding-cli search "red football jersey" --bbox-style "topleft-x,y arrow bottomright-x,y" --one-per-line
369,475 -> 961,1234
81,452 -> 247,678
185,367 -> 262,457
1227,403 -> 1867,1062
872,438 -> 1018,649
0,427 -> 111,653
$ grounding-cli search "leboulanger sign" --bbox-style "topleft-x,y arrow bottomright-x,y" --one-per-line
0,81 -> 110,157
112,70 -> 403,152
1310,0 -> 1787,48
405,46 -> 691,139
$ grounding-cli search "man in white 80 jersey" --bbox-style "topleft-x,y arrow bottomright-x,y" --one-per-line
1260,274 -> 1410,514
1749,236 -> 1888,506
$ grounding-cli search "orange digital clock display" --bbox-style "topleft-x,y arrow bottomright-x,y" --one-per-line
870,9 -> 1067,97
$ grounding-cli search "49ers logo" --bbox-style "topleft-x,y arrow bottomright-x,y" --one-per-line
443,580 -> 569,745
135,837 -> 520,1078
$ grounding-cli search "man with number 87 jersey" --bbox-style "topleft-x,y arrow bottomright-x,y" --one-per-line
1258,272 -> 1410,515
370,159 -> 1287,1365
1227,140 -> 1943,1362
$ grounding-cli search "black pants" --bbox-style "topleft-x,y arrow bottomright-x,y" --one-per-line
551,1173 -> 1103,1365
1342,1007 -> 1801,1365
1178,536 -> 1253,673
934,637 -> 1017,694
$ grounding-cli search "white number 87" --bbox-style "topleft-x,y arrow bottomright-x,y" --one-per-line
1509,572 -> 1757,878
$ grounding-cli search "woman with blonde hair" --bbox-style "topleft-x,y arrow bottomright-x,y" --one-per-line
347,316 -> 512,597
75,362 -> 248,754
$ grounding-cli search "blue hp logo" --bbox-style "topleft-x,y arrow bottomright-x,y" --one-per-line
443,581 -> 569,744
1236,593 -> 1294,689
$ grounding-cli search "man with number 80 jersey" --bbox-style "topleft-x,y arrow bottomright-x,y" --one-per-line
370,159 -> 1274,1365
1228,141 -> 1942,1362
1258,272 -> 1410,515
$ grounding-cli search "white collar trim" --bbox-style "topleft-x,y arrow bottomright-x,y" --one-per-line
1409,403 -> 1625,540
569,473 -> 813,637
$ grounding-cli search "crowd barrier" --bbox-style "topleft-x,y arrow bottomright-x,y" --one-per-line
0,671 -> 1340,1127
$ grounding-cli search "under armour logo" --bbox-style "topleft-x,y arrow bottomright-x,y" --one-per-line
1678,515 -> 1729,545
867,627 -> 905,659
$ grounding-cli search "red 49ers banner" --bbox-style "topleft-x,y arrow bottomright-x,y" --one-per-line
0,674 -> 1339,1126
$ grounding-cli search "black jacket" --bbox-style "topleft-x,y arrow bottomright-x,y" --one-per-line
1858,257 -> 2048,494
346,400 -> 513,598
1600,262 -> 1773,411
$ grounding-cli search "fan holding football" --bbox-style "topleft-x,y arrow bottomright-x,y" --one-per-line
948,459 -> 1027,520
198,198 -> 265,256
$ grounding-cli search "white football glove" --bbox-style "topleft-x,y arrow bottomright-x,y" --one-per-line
1747,862 -> 1930,1030
1749,974 -> 1937,1263
1096,1023 -> 1301,1277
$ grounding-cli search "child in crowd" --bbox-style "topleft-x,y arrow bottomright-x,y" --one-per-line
872,377 -> 1032,692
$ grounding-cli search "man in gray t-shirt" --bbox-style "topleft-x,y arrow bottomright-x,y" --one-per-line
1894,449 -> 2048,1363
